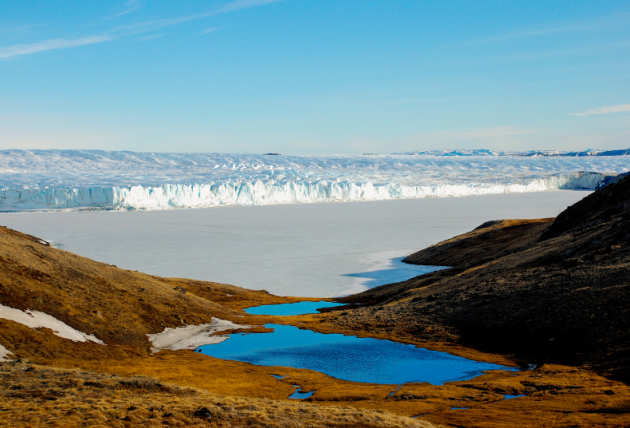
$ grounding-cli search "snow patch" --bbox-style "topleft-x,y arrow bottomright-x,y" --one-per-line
0,343 -> 13,362
147,317 -> 249,352
0,304 -> 105,344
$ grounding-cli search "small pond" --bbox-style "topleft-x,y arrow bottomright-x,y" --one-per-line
343,259 -> 448,289
289,388 -> 314,399
504,394 -> 526,400
245,301 -> 343,316
197,323 -> 515,385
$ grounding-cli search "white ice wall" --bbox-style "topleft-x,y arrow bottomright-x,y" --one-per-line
0,150 -> 628,211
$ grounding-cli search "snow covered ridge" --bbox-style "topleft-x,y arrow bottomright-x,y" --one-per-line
0,304 -> 105,344
0,150 -> 628,211
400,148 -> 630,157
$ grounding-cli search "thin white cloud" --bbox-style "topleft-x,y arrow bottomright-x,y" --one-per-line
200,27 -> 219,35
113,0 -> 142,17
0,35 -> 112,59
501,39 -> 630,62
109,16 -> 196,36
215,0 -> 281,14
110,0 -> 282,35
139,33 -> 164,41
466,11 -> 630,45
475,22 -> 598,44
0,0 -> 282,59
570,104 -> 630,117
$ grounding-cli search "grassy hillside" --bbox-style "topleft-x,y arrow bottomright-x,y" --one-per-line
0,225 -> 307,362
403,218 -> 553,268
0,226 -> 436,427
334,175 -> 630,382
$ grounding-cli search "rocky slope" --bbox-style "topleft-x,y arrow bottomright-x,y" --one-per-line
336,174 -> 630,383
403,218 -> 553,269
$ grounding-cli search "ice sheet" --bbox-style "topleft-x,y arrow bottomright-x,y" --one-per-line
0,150 -> 627,211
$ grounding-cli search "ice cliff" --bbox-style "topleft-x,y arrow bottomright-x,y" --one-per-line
0,150 -> 627,211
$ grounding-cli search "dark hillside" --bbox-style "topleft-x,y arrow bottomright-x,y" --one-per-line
542,171 -> 630,240
337,175 -> 630,382
403,218 -> 553,269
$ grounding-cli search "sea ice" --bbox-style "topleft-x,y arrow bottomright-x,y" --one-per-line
0,191 -> 594,297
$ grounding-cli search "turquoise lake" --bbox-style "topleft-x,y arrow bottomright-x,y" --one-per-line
244,301 -> 344,316
197,323 -> 515,385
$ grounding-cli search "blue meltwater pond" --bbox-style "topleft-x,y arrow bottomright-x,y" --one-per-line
197,323 -> 516,385
244,301 -> 344,316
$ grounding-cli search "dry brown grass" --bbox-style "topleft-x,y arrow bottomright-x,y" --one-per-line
1,226 -> 313,338
403,218 -> 554,268
1,216 -> 630,427
30,350 -> 630,428
0,225 -> 433,427
0,361 -> 433,427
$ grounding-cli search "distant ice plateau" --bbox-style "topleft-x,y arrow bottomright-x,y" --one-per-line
1,149 -> 629,211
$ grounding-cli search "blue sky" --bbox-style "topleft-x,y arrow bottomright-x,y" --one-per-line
1,0 -> 629,154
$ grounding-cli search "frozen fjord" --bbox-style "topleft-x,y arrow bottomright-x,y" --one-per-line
0,191 -> 590,297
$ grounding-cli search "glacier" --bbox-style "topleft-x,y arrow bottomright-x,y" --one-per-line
0,149 -> 628,211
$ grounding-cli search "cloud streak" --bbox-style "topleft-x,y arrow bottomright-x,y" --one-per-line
570,104 -> 630,117
113,0 -> 142,17
0,35 -> 112,59
466,11 -> 630,45
214,0 -> 281,14
200,27 -> 219,35
110,0 -> 282,35
474,22 -> 599,44
0,0 -> 282,59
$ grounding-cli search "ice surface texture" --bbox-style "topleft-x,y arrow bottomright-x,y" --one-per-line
1,150 -> 628,211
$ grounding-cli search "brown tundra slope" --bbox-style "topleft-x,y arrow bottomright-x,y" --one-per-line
335,173 -> 630,383
0,226 -> 434,428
